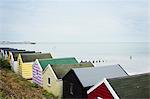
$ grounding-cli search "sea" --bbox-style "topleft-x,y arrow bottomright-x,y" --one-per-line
0,42 -> 149,75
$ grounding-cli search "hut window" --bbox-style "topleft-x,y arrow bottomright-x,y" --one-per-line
48,78 -> 51,86
70,83 -> 74,95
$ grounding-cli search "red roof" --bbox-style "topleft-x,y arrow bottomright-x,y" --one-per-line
88,82 -> 113,99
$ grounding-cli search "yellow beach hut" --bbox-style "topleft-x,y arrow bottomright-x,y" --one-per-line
9,51 -> 35,73
17,53 -> 52,79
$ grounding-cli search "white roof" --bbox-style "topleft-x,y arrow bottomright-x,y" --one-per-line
73,64 -> 128,87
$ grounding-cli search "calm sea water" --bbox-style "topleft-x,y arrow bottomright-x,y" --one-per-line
0,42 -> 149,75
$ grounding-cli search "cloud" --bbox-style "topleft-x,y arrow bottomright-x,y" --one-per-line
0,0 -> 149,42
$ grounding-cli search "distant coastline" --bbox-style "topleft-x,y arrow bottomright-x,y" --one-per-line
0,41 -> 36,44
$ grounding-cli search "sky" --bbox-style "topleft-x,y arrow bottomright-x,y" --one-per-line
0,0 -> 149,42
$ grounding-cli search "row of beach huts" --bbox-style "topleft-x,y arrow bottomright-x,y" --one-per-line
0,47 -> 149,99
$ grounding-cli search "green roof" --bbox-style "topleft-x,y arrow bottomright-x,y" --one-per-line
21,53 -> 52,62
108,73 -> 150,98
52,62 -> 94,79
39,57 -> 78,70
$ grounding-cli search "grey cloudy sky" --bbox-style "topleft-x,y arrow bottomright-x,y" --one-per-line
0,0 -> 149,42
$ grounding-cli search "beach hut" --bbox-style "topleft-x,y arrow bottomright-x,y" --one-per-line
0,48 -> 18,60
0,48 -> 10,54
0,48 -> 10,59
7,50 -> 26,63
9,51 -> 35,73
43,62 -> 94,98
17,53 -> 52,79
32,57 -> 78,87
87,73 -> 150,99
62,64 -> 128,99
